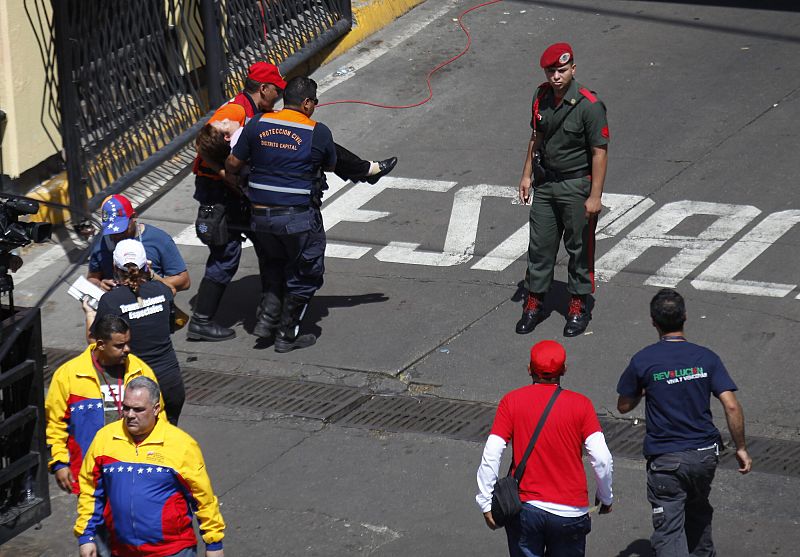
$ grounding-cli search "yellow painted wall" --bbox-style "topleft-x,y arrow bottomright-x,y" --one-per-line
0,0 -> 61,179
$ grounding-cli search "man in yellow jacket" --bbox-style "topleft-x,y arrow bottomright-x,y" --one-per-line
45,314 -> 162,495
75,376 -> 225,557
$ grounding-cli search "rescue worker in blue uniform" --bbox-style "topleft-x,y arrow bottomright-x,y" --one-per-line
225,76 -> 336,352
188,62 -> 396,342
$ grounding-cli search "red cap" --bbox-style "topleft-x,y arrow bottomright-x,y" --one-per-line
539,43 -> 574,68
247,62 -> 287,89
529,340 -> 567,378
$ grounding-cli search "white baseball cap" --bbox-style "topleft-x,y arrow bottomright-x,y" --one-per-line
113,239 -> 148,269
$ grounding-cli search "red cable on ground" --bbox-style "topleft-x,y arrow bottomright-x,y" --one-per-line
317,0 -> 503,110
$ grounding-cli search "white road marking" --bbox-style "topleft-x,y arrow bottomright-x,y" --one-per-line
12,242 -> 69,285
323,177 -> 457,259
315,0 -> 461,96
375,184 -> 510,266
472,193 -> 656,272
692,209 -> 800,297
595,200 -> 761,287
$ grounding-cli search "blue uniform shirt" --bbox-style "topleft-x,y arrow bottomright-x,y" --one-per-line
232,108 -> 335,206
617,340 -> 737,457
89,225 -> 187,279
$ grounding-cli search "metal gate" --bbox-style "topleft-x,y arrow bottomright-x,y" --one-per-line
0,307 -> 50,544
49,0 -> 352,215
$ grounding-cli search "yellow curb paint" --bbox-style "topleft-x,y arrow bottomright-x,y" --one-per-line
26,172 -> 70,225
318,0 -> 427,66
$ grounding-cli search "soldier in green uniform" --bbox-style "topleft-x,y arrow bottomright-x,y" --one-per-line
516,42 -> 609,337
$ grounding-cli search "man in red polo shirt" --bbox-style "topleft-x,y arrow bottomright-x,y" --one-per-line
476,340 -> 613,556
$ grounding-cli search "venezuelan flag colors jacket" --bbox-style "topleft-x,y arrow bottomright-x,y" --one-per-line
45,345 -> 160,493
75,418 -> 225,556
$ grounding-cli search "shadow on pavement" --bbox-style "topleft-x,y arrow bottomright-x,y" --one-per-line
613,538 -> 652,556
188,273 -> 389,340
511,280 -> 596,322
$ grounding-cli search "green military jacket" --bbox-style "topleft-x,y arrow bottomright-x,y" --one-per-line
531,79 -> 609,174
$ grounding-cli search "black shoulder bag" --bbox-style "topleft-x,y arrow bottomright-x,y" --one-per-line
491,386 -> 562,528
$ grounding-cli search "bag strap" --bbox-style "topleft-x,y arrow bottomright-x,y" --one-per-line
511,386 -> 562,483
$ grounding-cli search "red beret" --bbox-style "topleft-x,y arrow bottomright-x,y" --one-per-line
530,340 -> 567,378
539,43 -> 574,68
247,62 -> 287,89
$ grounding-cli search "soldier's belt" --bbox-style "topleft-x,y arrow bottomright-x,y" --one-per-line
542,168 -> 590,182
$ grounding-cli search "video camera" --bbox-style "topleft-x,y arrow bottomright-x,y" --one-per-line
0,197 -> 51,254
0,196 -> 52,307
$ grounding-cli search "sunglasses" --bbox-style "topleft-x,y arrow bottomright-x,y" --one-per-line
306,97 -> 319,105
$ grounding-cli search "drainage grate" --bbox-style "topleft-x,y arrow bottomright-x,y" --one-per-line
600,415 -> 800,478
181,368 -> 368,421
41,348 -> 800,478
600,416 -> 646,460
333,395 -> 497,443
719,435 -> 800,477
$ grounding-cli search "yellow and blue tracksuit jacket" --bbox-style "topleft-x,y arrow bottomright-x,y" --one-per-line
75,418 -> 225,556
45,345 -> 162,493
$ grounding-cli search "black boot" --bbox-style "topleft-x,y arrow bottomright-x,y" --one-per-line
516,292 -> 545,334
274,295 -> 316,353
253,286 -> 283,339
187,279 -> 236,341
564,295 -> 591,337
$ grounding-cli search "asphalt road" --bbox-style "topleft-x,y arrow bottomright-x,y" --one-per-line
6,0 -> 800,555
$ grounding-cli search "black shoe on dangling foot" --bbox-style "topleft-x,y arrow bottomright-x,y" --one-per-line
187,315 -> 236,341
366,157 -> 398,184
563,296 -> 591,337
516,293 -> 544,334
273,295 -> 316,353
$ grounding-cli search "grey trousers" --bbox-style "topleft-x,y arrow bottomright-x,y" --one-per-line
646,447 -> 719,557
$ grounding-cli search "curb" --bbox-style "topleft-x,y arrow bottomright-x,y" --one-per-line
317,0 -> 427,66
26,171 -> 70,225
23,0 -> 426,226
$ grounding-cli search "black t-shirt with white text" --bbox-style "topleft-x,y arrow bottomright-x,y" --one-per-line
92,281 -> 180,379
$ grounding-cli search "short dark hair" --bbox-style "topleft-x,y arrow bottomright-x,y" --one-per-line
196,124 -> 230,167
94,314 -> 130,341
243,77 -> 262,94
283,76 -> 317,107
650,288 -> 686,333
126,376 -> 160,405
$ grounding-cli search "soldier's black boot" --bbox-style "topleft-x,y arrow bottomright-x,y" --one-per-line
253,286 -> 283,339
274,295 -> 316,353
516,292 -> 544,334
187,278 -> 236,341
564,295 -> 591,337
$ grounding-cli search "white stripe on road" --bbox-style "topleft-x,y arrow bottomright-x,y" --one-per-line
315,0 -> 461,96
12,242 -> 70,285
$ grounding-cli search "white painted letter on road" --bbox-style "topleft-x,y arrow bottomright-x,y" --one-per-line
596,200 -> 761,287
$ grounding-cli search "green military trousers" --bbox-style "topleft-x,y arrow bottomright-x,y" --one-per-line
525,176 -> 596,296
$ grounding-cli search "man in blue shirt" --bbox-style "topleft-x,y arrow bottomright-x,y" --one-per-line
87,195 -> 190,294
616,288 -> 752,557
226,76 -> 336,352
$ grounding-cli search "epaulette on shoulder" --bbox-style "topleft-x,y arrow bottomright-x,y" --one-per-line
578,87 -> 598,103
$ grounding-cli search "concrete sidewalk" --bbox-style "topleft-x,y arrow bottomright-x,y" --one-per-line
4,404 -> 797,556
